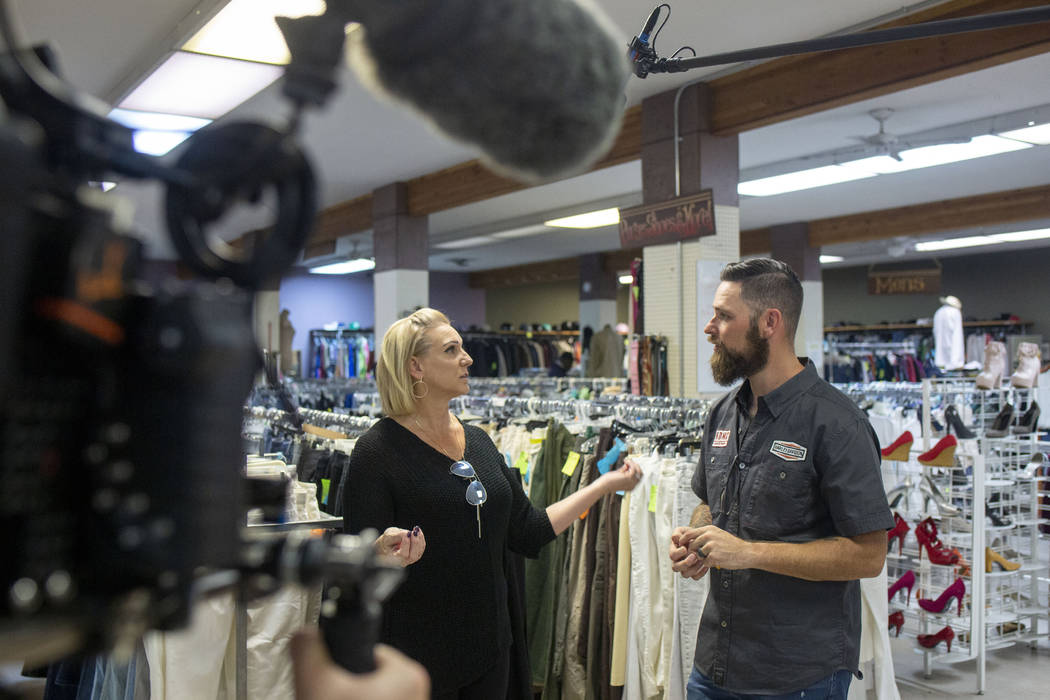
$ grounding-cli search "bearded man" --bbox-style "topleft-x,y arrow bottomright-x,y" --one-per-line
669,258 -> 893,700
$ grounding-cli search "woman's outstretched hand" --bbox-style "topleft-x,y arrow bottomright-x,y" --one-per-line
598,458 -> 644,494
373,526 -> 426,567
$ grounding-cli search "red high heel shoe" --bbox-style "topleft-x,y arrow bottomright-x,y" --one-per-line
918,578 -> 966,615
918,435 -> 958,467
881,431 -> 914,461
888,610 -> 905,637
917,625 -> 954,652
887,512 -> 910,555
888,570 -> 916,605
914,517 -> 960,566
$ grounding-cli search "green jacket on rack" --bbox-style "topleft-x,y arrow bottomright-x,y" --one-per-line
525,421 -> 578,693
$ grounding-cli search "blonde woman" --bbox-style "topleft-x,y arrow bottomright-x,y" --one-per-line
344,308 -> 641,700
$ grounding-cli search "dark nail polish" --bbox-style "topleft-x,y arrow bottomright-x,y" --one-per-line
412,526 -> 421,536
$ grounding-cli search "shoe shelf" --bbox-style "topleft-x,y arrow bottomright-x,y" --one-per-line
875,379 -> 1050,692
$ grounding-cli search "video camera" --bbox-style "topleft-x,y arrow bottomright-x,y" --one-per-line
0,0 -> 397,672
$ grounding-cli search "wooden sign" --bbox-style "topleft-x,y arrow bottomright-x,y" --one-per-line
619,191 -> 715,247
867,265 -> 941,295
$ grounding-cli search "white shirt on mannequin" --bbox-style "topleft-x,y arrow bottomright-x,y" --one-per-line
933,300 -> 965,370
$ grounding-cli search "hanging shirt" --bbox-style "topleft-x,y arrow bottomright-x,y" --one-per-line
933,304 -> 965,369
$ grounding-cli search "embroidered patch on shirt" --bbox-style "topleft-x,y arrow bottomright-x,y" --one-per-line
770,440 -> 807,462
712,430 -> 731,448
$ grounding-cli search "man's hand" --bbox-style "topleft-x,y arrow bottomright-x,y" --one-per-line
373,526 -> 426,567
291,626 -> 429,700
669,526 -> 710,580
686,525 -> 755,570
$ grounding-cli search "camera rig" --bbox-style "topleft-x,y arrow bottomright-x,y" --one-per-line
0,0 -> 396,672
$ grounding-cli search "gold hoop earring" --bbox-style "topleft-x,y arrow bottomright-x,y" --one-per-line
412,379 -> 428,399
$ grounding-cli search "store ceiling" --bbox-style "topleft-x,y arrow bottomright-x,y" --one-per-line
13,0 -> 1050,273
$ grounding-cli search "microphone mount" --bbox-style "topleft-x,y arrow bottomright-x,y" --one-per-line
630,4 -> 1050,78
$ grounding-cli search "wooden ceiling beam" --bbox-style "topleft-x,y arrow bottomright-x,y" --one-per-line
708,0 -> 1050,134
739,183 -> 1050,253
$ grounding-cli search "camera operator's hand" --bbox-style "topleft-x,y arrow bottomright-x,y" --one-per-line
291,626 -> 429,700
374,526 -> 426,567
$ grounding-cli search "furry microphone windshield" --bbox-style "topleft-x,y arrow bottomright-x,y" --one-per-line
340,0 -> 631,184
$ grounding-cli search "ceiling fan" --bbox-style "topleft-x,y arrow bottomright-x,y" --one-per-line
845,108 -> 971,161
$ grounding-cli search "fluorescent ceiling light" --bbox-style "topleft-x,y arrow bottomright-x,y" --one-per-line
839,135 -> 1029,175
132,131 -> 194,156
819,255 -> 844,263
108,108 -> 211,132
434,235 -> 499,249
915,228 -> 1050,252
489,224 -> 552,239
915,235 -> 995,251
308,258 -> 376,274
545,208 -> 620,228
998,123 -> 1050,145
109,108 -> 211,156
618,274 -> 634,285
739,165 -> 875,197
183,0 -> 328,65
993,227 -> 1050,242
118,52 -> 283,119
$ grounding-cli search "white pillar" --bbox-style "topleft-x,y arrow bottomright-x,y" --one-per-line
374,269 -> 429,341
580,299 -> 618,333
645,204 -> 740,398
798,280 -> 825,376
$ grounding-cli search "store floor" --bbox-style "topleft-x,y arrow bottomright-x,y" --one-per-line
889,635 -> 1049,698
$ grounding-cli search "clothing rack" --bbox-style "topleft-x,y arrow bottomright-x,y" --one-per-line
244,405 -> 377,432
466,376 -> 627,394
449,393 -> 710,429
827,341 -> 916,352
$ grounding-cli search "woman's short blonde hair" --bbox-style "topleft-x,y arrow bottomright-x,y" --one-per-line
376,308 -> 451,416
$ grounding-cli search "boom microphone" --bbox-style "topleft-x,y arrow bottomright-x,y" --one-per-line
334,0 -> 631,184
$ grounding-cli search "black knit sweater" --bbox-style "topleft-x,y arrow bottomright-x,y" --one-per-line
344,418 -> 556,694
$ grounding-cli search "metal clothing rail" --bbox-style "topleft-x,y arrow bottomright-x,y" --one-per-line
449,394 -> 710,429
244,405 -> 377,431
827,341 -> 916,352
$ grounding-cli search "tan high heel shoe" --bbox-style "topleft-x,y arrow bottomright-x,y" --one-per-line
976,341 -> 1007,389
1011,342 -> 1041,388
985,547 -> 1021,573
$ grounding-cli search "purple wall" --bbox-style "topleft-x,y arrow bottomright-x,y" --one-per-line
430,271 -> 486,329
277,270 -> 485,375
279,270 -> 375,372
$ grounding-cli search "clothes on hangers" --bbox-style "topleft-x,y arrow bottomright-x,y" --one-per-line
309,331 -> 373,379
461,332 -> 578,378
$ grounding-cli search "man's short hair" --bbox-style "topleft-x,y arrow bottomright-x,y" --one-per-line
720,258 -> 803,339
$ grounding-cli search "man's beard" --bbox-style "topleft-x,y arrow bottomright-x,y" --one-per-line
709,322 -> 769,386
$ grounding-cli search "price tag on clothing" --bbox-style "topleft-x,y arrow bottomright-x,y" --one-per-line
513,452 -> 529,475
561,451 -> 581,476
648,484 -> 658,513
321,478 -> 331,506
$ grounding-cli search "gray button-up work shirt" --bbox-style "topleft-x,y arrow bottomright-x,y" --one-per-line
691,360 -> 893,694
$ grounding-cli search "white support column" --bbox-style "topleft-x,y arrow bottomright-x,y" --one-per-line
645,204 -> 740,398
798,280 -> 825,375
580,299 -> 618,333
374,269 -> 429,340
